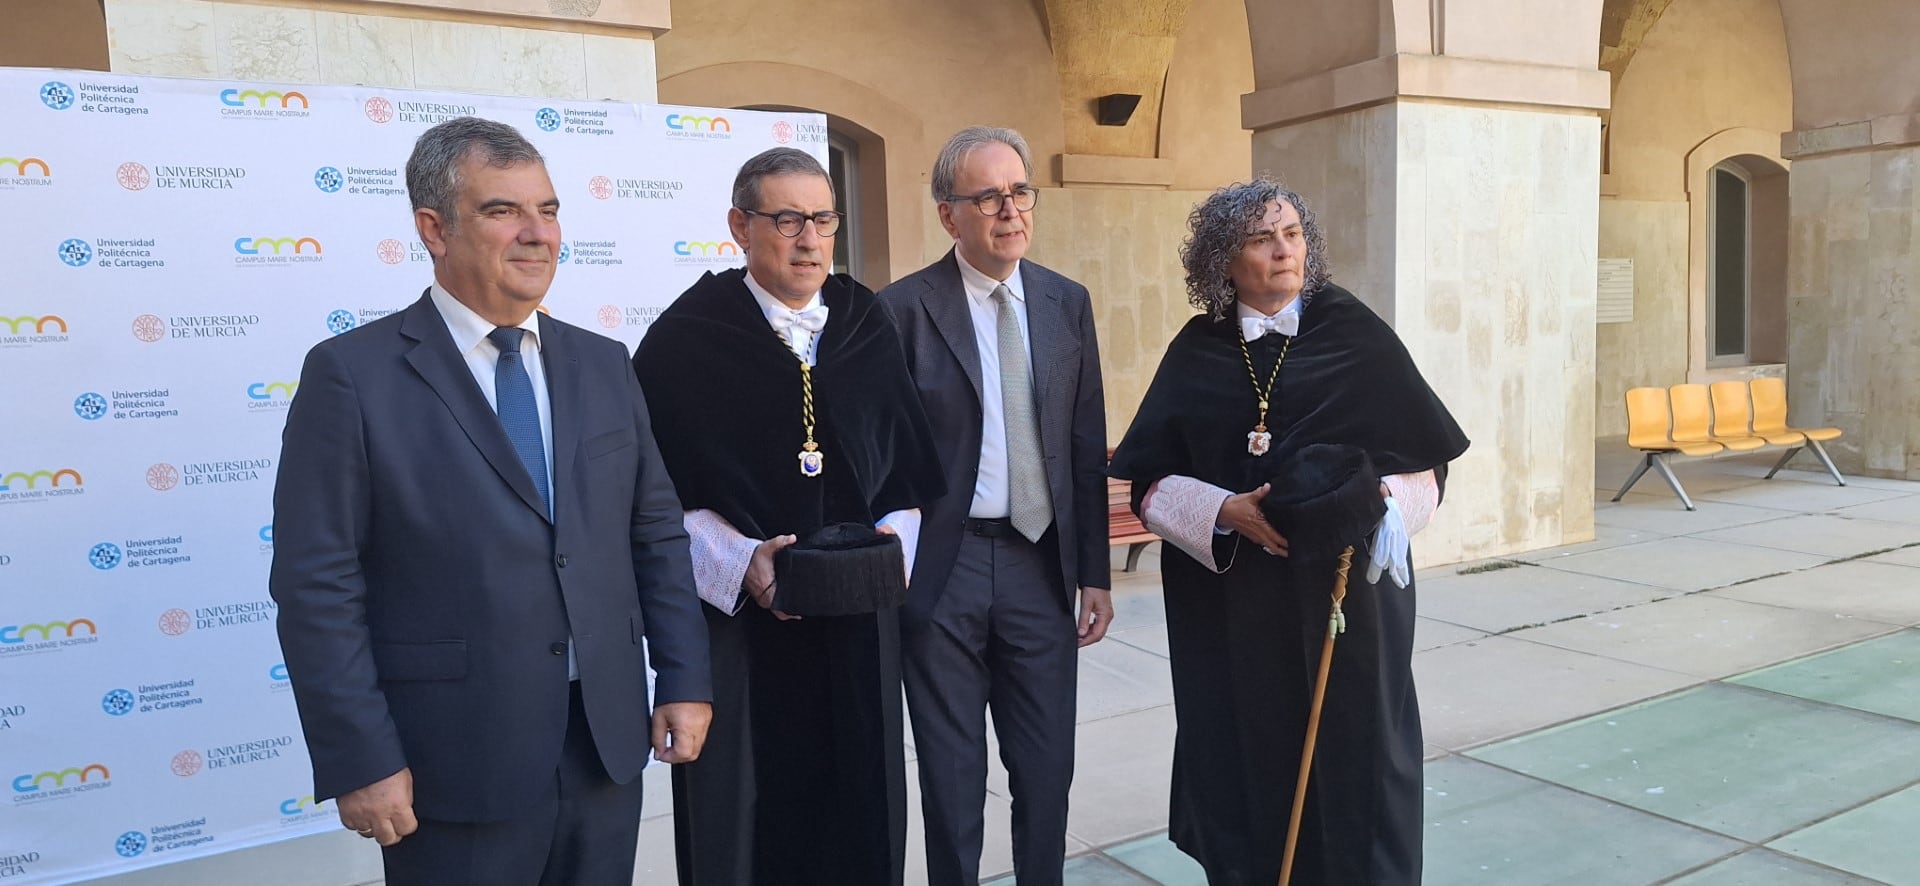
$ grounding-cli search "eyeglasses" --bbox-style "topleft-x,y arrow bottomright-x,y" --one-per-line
739,208 -> 842,238
944,186 -> 1039,216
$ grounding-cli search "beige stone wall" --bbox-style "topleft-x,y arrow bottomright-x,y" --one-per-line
1025,189 -> 1215,442
1254,101 -> 1601,566
1596,200 -> 1689,433
103,0 -> 660,101
1787,144 -> 1920,479
1593,0 -> 1791,434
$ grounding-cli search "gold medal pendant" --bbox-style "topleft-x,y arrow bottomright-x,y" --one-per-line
779,329 -> 825,479
1238,334 -> 1290,457
1247,426 -> 1272,456
798,442 -> 825,477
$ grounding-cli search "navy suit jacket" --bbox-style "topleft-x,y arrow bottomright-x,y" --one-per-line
269,291 -> 710,823
878,252 -> 1111,609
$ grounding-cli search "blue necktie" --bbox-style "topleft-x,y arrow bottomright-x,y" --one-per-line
488,327 -> 551,516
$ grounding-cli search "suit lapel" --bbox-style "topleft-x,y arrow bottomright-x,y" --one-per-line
539,312 -> 579,525
400,293 -> 550,522
1019,264 -> 1077,448
921,252 -> 984,404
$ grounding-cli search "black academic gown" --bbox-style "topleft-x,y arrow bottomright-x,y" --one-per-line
633,269 -> 944,886
1108,285 -> 1469,886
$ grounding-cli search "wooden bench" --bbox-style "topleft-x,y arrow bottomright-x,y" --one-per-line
1614,380 -> 1844,510
1109,475 -> 1157,572
1106,448 -> 1158,572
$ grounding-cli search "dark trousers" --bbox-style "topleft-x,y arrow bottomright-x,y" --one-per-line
381,682 -> 646,886
903,526 -> 1078,886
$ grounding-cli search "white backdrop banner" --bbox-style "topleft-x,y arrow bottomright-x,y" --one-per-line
0,66 -> 824,885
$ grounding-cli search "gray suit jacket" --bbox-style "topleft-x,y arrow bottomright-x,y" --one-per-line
878,251 -> 1110,607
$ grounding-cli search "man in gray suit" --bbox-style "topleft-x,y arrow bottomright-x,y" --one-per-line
877,126 -> 1112,886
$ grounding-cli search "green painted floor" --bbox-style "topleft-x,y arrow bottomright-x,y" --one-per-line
1009,629 -> 1920,885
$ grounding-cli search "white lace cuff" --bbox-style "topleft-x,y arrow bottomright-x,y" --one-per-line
1142,475 -> 1234,573
683,509 -> 758,614
1382,470 -> 1439,535
876,508 -> 921,585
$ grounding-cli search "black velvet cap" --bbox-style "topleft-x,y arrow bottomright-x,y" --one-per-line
772,523 -> 908,617
1257,444 -> 1387,562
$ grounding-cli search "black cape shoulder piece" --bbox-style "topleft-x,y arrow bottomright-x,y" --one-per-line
1109,284 -> 1469,497
632,268 -> 945,539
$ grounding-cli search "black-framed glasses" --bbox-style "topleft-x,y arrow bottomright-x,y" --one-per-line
944,186 -> 1039,216
740,208 -> 842,238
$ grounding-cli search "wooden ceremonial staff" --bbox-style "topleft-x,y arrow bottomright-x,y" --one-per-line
1279,546 -> 1354,886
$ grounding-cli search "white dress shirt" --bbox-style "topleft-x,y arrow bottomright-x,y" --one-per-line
428,283 -> 555,497
744,271 -> 827,366
956,252 -> 1033,520
428,283 -> 570,676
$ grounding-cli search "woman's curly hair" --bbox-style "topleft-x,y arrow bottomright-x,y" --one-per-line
1179,177 -> 1331,319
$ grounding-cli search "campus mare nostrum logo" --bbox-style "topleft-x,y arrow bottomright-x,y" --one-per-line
663,110 -> 732,140
0,467 -> 85,504
233,235 -> 323,267
673,238 -> 741,265
0,616 -> 100,654
2,314 -> 70,347
0,154 -> 53,188
218,85 -> 311,119
10,761 -> 111,804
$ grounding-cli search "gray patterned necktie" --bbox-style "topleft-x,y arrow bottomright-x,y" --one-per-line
992,285 -> 1052,542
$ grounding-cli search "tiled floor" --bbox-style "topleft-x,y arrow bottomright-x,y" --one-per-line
998,451 -> 1920,886
90,449 -> 1920,886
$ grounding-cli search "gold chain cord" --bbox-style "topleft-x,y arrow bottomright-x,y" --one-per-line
775,330 -> 819,453
1237,330 -> 1293,432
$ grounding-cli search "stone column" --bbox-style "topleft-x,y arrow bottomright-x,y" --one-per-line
1243,53 -> 1608,564
1784,116 -> 1920,479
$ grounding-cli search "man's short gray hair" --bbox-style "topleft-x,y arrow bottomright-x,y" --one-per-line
731,147 -> 832,210
405,117 -> 545,233
1179,177 -> 1332,319
931,126 -> 1033,201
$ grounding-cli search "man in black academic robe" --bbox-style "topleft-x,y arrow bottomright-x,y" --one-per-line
632,148 -> 943,886
1109,281 -> 1468,885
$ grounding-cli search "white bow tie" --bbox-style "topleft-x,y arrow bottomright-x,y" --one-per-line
1240,311 -> 1298,342
770,305 -> 828,335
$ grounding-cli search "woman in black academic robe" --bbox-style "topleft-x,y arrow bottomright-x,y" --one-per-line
1108,179 -> 1468,885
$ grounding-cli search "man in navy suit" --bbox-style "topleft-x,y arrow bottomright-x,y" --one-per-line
270,117 -> 711,886
878,126 -> 1111,886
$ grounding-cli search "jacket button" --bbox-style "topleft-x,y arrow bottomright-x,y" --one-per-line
555,554 -> 568,568
550,642 -> 567,655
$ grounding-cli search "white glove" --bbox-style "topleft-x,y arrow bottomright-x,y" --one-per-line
1366,497 -> 1410,588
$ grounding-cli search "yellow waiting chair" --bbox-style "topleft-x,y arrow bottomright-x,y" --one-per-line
1615,386 -> 1724,510
1750,377 -> 1846,486
1672,383 -> 1764,452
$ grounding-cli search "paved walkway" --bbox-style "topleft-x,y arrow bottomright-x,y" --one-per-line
91,446 -> 1920,885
